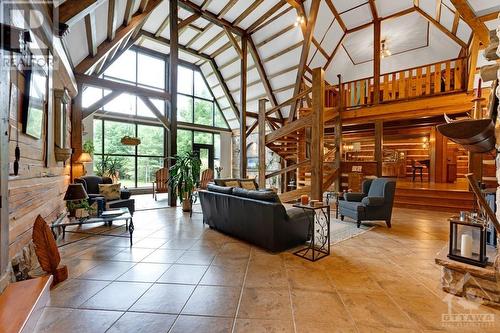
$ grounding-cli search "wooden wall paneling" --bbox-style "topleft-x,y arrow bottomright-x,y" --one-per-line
374,120 -> 383,177
430,127 -> 447,182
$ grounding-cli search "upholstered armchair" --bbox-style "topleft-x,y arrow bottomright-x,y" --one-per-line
75,176 -> 135,215
338,178 -> 396,228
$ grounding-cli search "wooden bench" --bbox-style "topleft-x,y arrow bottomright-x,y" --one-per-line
0,275 -> 52,333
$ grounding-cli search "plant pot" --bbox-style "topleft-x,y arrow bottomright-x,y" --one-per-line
182,200 -> 191,212
54,147 -> 72,162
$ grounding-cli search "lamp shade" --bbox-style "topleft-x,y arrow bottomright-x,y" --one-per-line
78,152 -> 92,163
64,184 -> 88,201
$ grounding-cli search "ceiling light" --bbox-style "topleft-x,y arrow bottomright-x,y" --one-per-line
294,16 -> 304,27
380,39 -> 391,59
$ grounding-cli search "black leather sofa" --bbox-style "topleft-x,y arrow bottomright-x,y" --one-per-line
199,185 -> 312,252
75,176 -> 135,215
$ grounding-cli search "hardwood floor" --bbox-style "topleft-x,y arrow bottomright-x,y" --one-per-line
34,206 -> 500,332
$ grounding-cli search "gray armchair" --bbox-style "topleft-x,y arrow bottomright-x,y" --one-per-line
338,178 -> 396,228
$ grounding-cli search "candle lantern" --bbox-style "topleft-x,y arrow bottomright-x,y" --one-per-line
448,217 -> 488,267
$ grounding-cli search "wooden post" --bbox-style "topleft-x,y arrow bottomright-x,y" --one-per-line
168,0 -> 178,207
335,74 -> 343,192
258,99 -> 267,189
71,83 -> 83,181
240,36 -> 248,178
467,35 -> 479,92
374,120 -> 383,177
430,127 -> 448,183
373,19 -> 381,104
311,68 -> 324,201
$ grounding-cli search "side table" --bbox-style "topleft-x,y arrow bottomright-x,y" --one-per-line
293,204 -> 330,261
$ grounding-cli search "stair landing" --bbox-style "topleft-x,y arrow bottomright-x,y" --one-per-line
394,179 -> 474,212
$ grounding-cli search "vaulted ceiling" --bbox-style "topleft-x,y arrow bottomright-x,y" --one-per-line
60,0 -> 500,130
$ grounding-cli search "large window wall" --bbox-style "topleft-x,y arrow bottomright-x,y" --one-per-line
93,119 -> 165,188
177,65 -> 228,129
84,46 -> 229,188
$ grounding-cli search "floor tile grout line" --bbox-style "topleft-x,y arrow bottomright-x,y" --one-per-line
230,248 -> 252,333
283,255 -> 298,333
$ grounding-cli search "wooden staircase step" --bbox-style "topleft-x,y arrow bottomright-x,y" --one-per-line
0,275 -> 52,333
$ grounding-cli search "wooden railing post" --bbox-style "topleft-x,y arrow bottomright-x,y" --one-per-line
311,68 -> 324,201
258,99 -> 267,189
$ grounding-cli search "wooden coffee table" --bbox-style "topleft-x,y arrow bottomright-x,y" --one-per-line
51,207 -> 134,247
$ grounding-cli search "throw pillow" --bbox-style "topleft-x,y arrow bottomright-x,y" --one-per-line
240,179 -> 257,190
98,183 -> 121,201
224,180 -> 240,187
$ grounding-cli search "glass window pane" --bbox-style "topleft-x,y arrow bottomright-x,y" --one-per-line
103,120 -> 135,155
137,53 -> 165,89
93,119 -> 103,154
137,124 -> 164,156
104,49 -> 137,83
177,129 -> 192,155
93,154 -> 102,176
214,106 -> 227,128
82,87 -> 103,108
137,98 -> 165,118
137,157 -> 164,187
177,95 -> 193,123
194,71 -> 211,99
194,131 -> 213,145
178,66 -> 193,95
194,99 -> 213,126
113,156 -> 135,188
103,93 -> 136,116
214,133 -> 220,159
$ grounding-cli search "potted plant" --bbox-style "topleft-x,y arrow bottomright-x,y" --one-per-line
95,155 -> 124,183
168,151 -> 201,212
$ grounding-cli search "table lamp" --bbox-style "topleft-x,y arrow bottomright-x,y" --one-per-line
64,184 -> 88,217
77,152 -> 92,175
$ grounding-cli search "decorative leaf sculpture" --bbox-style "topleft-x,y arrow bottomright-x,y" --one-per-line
32,215 -> 60,274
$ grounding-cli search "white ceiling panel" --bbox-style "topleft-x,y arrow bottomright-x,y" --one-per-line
340,4 -> 373,30
456,19 -> 472,43
439,4 -> 455,31
331,0 -> 367,13
322,21 -> 344,55
376,0 -> 413,18
239,0 -> 281,30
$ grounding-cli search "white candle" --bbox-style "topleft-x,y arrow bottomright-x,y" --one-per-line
461,234 -> 473,258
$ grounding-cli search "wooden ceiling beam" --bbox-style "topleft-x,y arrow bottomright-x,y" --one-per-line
179,0 -> 246,36
57,0 -> 104,27
123,0 -> 134,26
224,27 -> 242,59
415,7 -> 467,48
233,0 -> 263,26
248,37 -> 283,121
84,12 -> 97,57
368,0 -> 379,20
139,0 -> 149,13
107,0 -> 117,41
82,91 -> 121,119
218,0 -> 239,18
76,0 -> 162,74
251,6 -> 294,34
289,0 -> 320,122
178,13 -> 201,30
325,0 -> 346,31
450,0 -> 490,45
246,0 -> 287,33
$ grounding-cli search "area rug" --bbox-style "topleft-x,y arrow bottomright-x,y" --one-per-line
330,217 -> 374,245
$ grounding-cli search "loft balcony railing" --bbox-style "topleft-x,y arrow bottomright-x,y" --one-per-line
339,57 -> 467,109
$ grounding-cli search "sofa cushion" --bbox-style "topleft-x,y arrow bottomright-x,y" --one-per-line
98,183 -> 121,201
232,187 -> 249,198
339,200 -> 364,212
207,184 -> 233,195
246,190 -> 281,203
214,178 -> 238,187
240,179 -> 257,190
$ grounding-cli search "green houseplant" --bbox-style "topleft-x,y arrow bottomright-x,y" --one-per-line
168,151 -> 201,212
95,155 -> 125,183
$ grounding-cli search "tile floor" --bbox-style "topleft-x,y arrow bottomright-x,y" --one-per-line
34,206 -> 500,332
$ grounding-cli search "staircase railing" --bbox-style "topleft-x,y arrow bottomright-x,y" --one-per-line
258,68 -> 341,202
341,57 -> 467,108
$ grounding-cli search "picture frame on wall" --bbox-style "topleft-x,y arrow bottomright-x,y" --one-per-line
22,53 -> 48,140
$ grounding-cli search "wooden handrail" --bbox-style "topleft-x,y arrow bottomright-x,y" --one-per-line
266,159 -> 310,179
338,56 -> 467,87
265,114 -> 312,143
265,87 -> 312,116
